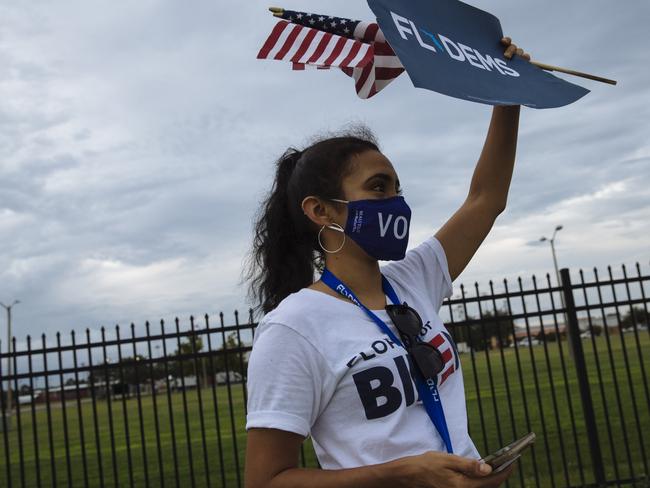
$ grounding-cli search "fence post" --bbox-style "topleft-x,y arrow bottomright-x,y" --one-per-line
560,268 -> 606,487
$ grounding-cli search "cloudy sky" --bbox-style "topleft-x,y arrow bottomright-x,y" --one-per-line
1,0 -> 649,342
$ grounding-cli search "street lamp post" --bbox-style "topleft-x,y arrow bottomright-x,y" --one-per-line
540,226 -> 573,354
1,299 -> 20,429
540,225 -> 564,288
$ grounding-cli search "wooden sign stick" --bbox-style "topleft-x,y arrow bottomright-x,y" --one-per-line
268,7 -> 617,85
530,61 -> 617,85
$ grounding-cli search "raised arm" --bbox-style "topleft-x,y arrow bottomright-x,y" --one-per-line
434,38 -> 529,280
435,104 -> 521,281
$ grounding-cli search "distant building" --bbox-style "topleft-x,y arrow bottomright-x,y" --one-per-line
577,313 -> 619,331
35,383 -> 93,403
507,312 -> 621,344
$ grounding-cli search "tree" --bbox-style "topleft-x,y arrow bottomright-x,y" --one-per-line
620,307 -> 649,330
119,355 -> 148,385
173,331 -> 205,377
175,333 -> 204,357
88,360 -> 120,385
451,308 -> 515,351
212,332 -> 249,377
480,309 -> 515,348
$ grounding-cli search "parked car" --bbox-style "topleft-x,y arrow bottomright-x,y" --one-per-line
517,337 -> 540,347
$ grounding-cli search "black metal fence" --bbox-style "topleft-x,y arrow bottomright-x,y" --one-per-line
0,264 -> 649,488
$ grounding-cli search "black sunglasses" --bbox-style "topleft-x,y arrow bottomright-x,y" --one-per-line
385,303 -> 444,381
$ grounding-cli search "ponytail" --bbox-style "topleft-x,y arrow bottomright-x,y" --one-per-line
247,129 -> 379,314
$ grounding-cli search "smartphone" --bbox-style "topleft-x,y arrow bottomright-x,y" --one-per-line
480,432 -> 536,473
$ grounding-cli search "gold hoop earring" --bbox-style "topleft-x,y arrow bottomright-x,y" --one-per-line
318,224 -> 345,254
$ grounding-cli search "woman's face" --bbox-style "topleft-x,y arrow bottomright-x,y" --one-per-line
339,150 -> 402,202
321,149 -> 403,260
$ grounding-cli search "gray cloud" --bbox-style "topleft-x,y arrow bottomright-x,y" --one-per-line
0,0 -> 649,344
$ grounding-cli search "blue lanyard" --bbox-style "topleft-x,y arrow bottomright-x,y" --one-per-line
320,268 -> 454,454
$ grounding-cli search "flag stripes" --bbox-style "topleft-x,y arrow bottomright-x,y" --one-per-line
258,14 -> 406,99
346,21 -> 405,99
257,21 -> 374,70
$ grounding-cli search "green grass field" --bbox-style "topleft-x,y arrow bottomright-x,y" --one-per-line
1,333 -> 648,487
462,332 -> 650,487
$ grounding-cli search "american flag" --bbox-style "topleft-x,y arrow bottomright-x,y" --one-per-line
257,9 -> 405,99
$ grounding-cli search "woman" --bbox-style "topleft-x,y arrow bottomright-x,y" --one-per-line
245,39 -> 529,488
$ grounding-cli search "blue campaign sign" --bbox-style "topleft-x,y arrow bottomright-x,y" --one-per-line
367,0 -> 590,108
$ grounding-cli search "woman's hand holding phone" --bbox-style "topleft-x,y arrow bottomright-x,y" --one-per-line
392,450 -> 515,488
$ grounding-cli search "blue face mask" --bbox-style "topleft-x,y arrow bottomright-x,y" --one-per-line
330,196 -> 412,261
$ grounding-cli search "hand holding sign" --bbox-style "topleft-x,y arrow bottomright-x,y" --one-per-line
368,0 -> 594,108
501,37 -> 531,62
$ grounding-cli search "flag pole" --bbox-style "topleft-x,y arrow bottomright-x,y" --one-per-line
267,7 -> 617,86
530,61 -> 617,85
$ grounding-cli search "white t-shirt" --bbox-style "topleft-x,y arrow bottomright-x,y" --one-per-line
246,236 -> 480,469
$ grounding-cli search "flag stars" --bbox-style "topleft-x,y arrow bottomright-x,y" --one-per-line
260,10 -> 401,99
